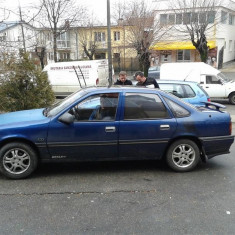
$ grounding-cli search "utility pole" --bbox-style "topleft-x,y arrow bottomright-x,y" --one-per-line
107,0 -> 113,86
19,5 -> 26,53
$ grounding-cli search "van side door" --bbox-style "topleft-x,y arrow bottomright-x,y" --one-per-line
200,75 -> 226,98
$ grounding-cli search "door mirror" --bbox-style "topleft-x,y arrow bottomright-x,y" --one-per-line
58,113 -> 75,124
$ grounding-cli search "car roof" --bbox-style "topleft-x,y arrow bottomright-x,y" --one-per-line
157,80 -> 198,85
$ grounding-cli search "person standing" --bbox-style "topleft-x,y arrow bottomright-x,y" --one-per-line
114,71 -> 133,85
134,71 -> 159,88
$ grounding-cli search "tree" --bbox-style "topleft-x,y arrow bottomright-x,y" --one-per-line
78,21 -> 98,60
112,0 -> 165,76
0,52 -> 55,112
36,0 -> 86,63
168,0 -> 221,62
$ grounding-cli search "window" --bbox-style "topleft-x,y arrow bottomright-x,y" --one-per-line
229,40 -> 233,51
70,93 -> 119,122
159,83 -> 185,98
206,76 -> 221,84
114,31 -> 120,41
183,12 -> 191,24
124,93 -> 169,120
208,11 -> 215,24
191,12 -> 198,23
163,97 -> 190,118
95,32 -> 106,42
221,11 -> 228,24
177,50 -> 191,61
183,85 -> 196,98
160,14 -> 167,25
229,14 -> 234,25
199,12 -> 206,24
176,14 -> 182,24
168,14 -> 175,24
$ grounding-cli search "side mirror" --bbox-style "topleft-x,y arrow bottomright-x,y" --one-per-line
58,113 -> 75,124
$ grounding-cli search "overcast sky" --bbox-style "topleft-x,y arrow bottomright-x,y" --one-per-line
2,0 -> 154,24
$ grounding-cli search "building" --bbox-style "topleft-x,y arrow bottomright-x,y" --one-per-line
151,0 -> 235,68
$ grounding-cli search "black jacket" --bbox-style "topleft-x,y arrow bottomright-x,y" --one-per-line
136,77 -> 159,88
114,79 -> 133,85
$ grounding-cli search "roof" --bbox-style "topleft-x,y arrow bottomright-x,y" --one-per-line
0,21 -> 35,33
0,21 -> 18,32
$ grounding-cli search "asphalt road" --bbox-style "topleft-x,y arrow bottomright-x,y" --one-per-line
0,127 -> 235,234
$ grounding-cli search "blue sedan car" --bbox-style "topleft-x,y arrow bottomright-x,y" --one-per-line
0,87 -> 234,179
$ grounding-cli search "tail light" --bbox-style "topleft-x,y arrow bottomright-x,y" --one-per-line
207,98 -> 211,102
96,78 -> 99,85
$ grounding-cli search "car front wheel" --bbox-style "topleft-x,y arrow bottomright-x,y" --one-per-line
229,93 -> 235,105
166,139 -> 200,172
0,142 -> 38,179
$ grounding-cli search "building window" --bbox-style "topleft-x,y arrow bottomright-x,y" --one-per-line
168,14 -> 175,24
199,12 -> 206,24
114,31 -> 120,41
183,13 -> 191,24
221,11 -> 228,24
191,12 -> 198,23
208,11 -> 215,24
229,40 -> 233,51
160,14 -> 167,25
176,14 -> 182,24
95,32 -> 106,42
229,14 -> 234,25
177,50 -> 191,61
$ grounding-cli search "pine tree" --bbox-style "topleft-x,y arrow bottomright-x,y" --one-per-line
0,52 -> 55,112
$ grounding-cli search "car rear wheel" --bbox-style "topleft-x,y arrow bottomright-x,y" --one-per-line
166,139 -> 200,172
0,142 -> 38,179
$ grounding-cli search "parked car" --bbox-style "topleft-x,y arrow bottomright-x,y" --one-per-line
132,79 -> 210,106
0,87 -> 234,179
158,80 -> 211,106
148,66 -> 161,79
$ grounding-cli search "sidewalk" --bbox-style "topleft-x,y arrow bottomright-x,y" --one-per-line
220,60 -> 235,72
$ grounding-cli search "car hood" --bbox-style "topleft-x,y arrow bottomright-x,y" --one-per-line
0,108 -> 48,126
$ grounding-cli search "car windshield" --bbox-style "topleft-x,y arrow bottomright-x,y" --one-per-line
218,72 -> 232,83
44,89 -> 88,117
149,66 -> 160,71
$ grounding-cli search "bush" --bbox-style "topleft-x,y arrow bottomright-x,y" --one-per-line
0,52 -> 55,112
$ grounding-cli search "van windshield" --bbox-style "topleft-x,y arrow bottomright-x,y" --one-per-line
44,89 -> 88,117
218,72 -> 233,83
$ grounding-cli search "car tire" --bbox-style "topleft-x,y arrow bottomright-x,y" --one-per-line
229,93 -> 235,105
166,139 -> 200,172
0,142 -> 38,179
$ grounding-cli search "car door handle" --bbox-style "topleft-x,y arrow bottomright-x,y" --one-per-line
105,126 -> 116,132
160,125 -> 170,130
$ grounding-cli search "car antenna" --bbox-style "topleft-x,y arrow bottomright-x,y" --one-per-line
73,65 -> 82,88
77,64 -> 87,87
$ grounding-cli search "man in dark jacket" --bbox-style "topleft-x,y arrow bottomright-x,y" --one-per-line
134,71 -> 159,88
114,71 -> 133,85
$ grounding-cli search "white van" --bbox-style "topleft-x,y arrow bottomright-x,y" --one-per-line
160,62 -> 235,104
43,59 -> 111,97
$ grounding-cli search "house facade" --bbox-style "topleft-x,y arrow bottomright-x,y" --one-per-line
151,0 -> 235,68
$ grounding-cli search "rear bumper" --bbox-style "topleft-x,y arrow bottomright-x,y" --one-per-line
199,135 -> 234,159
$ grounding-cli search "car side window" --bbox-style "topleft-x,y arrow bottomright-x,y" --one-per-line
69,93 -> 119,121
163,97 -> 190,118
124,93 -> 169,120
183,85 -> 196,98
159,83 -> 184,98
206,76 -> 221,84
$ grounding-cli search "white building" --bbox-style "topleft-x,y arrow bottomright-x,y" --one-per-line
0,21 -> 37,56
151,0 -> 235,68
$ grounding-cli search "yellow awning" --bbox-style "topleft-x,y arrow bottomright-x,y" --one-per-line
150,40 -> 216,50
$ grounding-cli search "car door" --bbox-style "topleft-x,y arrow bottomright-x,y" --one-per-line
201,75 -> 226,98
46,93 -> 120,160
118,92 -> 177,160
